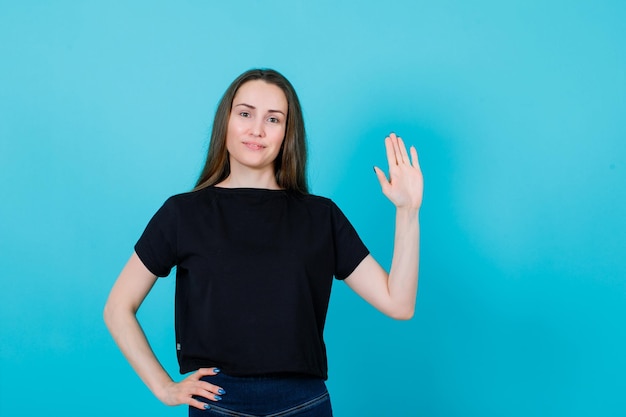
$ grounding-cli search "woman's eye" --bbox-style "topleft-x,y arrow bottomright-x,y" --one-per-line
268,117 -> 280,123
239,111 -> 250,118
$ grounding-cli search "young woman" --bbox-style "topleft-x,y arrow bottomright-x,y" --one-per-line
104,68 -> 423,416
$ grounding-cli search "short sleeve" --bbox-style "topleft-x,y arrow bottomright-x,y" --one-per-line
134,198 -> 178,277
330,202 -> 370,280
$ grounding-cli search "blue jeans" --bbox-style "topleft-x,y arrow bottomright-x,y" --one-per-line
189,373 -> 333,417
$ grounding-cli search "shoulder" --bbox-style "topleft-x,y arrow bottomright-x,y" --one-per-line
299,193 -> 332,205
292,193 -> 338,210
290,193 -> 352,223
152,188 -> 216,220
162,187 -> 214,207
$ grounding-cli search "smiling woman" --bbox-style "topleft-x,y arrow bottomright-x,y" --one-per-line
223,80 -> 288,188
103,68 -> 423,416
194,69 -> 308,194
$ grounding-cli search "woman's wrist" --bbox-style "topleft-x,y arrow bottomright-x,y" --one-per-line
395,205 -> 420,219
149,374 -> 176,404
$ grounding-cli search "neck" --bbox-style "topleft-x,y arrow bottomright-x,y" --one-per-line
217,168 -> 281,190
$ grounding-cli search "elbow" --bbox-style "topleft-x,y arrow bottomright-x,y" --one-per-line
103,301 -> 114,329
387,289 -> 418,320
388,307 -> 414,321
103,298 -> 139,332
103,299 -> 124,330
393,311 -> 414,321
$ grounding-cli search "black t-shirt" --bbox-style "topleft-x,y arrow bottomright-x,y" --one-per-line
135,186 -> 369,379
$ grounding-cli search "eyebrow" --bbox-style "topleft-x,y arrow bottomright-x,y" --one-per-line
234,103 -> 286,116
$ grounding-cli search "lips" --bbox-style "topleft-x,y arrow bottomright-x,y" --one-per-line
243,141 -> 265,150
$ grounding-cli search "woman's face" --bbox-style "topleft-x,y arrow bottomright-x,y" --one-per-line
226,80 -> 288,176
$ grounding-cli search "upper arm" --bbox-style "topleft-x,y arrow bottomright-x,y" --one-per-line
343,254 -> 397,317
104,251 -> 159,316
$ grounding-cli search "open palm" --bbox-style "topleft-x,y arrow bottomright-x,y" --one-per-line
374,133 -> 423,210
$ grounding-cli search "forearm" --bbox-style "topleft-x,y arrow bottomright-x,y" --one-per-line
104,306 -> 173,401
345,133 -> 423,319
387,206 -> 420,318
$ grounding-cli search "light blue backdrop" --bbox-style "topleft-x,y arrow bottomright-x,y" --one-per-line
1,1 -> 625,416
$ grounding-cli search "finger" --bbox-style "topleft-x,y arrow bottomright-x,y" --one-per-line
194,367 -> 220,378
390,133 -> 404,165
373,166 -> 388,183
193,368 -> 225,397
410,146 -> 420,169
373,166 -> 390,194
199,380 -> 226,396
186,380 -> 223,402
384,136 -> 397,168
195,387 -> 223,402
397,136 -> 410,165
189,397 -> 211,411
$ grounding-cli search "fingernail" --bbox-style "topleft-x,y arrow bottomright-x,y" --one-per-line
218,388 -> 226,395
214,368 -> 221,373
372,166 -> 376,173
215,395 -> 222,401
204,404 -> 211,410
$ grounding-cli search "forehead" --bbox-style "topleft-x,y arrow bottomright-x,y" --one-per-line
233,80 -> 288,111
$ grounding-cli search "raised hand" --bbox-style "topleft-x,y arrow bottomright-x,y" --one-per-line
373,133 -> 423,210
158,367 -> 225,410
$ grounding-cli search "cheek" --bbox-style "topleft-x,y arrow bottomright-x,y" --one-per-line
226,119 -> 242,136
225,121 -> 245,147
271,126 -> 287,144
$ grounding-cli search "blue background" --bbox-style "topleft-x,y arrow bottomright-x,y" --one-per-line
1,1 -> 625,416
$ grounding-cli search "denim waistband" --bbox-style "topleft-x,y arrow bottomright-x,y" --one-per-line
190,373 -> 331,416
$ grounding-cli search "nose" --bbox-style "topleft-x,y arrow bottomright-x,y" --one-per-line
251,118 -> 265,137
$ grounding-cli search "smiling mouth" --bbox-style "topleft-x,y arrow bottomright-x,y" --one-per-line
243,141 -> 265,150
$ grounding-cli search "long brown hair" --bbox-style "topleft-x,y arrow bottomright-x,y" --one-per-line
194,69 -> 308,193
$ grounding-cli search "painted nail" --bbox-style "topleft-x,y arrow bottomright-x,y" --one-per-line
218,388 -> 226,395
204,404 -> 211,410
214,368 -> 221,373
215,395 -> 222,401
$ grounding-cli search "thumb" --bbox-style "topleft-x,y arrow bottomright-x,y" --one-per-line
373,166 -> 390,192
